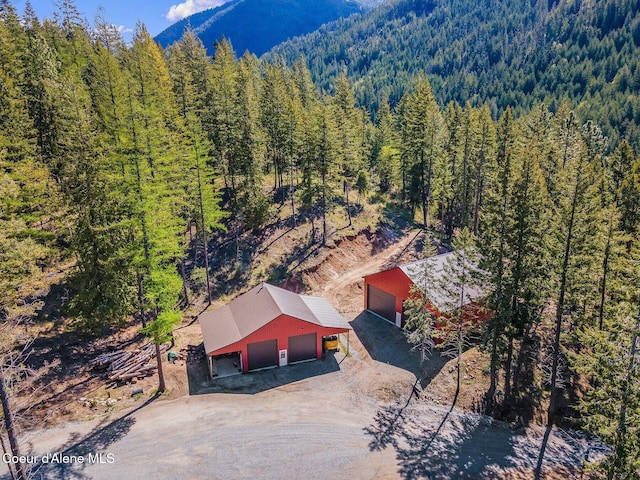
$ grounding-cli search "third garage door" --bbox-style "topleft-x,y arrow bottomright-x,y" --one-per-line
247,339 -> 278,370
367,285 -> 396,322
288,333 -> 317,363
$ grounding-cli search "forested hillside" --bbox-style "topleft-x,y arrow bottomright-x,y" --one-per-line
270,0 -> 640,149
155,0 -> 381,56
1,0 -> 639,476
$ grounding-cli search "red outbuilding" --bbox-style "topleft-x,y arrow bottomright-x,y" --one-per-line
363,252 -> 489,328
199,283 -> 351,376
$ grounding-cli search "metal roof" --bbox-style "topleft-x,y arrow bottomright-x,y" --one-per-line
399,252 -> 486,312
199,283 -> 351,354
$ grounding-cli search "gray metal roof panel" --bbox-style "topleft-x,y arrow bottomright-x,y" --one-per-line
265,284 -> 318,324
400,252 -> 485,311
300,295 -> 352,330
199,305 -> 242,354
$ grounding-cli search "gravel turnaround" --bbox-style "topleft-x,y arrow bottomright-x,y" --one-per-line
1,315 -> 602,479
2,363 -> 598,479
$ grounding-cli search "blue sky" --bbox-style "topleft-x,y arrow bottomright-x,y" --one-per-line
16,0 -> 230,37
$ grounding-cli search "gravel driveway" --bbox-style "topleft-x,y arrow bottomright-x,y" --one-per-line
2,315 -> 597,480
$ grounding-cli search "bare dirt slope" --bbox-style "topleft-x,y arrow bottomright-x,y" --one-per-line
303,227 -> 422,317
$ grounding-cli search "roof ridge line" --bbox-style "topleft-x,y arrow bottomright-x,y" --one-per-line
262,283 -> 285,315
299,294 -> 323,325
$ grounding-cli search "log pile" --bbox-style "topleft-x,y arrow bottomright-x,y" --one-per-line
90,342 -> 164,382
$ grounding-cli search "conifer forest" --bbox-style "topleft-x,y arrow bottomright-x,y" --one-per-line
0,0 -> 639,478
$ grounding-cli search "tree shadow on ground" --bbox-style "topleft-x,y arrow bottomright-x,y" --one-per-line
380,204 -> 417,234
188,350 -> 343,395
364,395 -> 590,479
8,395 -> 159,480
350,311 -> 447,389
208,214 -> 321,293
378,228 -> 423,270
18,322 -> 145,426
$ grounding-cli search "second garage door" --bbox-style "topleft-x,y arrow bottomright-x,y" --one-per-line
367,285 -> 396,322
288,333 -> 317,363
247,339 -> 278,370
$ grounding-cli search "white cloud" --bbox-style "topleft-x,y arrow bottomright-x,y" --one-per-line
116,25 -> 134,34
165,0 -> 229,22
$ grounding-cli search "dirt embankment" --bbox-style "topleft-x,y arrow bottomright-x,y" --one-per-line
283,226 -> 422,316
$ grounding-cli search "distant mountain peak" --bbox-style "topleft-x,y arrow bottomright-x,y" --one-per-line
155,0 -> 387,56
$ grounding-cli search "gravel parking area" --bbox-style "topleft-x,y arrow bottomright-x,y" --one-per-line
1,314 -> 596,480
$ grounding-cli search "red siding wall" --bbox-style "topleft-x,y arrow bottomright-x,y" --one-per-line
433,301 -> 492,343
364,268 -> 492,333
363,267 -> 413,315
209,314 -> 349,372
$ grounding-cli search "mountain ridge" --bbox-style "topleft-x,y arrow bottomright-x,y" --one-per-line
268,0 -> 640,148
155,0 -> 385,56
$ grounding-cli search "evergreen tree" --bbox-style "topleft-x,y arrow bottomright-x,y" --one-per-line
595,140 -> 630,331
167,30 -> 210,120
21,10 -> 63,178
0,106 -> 48,316
316,101 -> 338,244
292,59 -> 325,240
441,102 -> 463,235
403,240 -> 438,366
121,25 -> 187,390
168,32 -> 226,303
92,6 -> 125,54
331,73 -> 363,226
208,38 -> 239,193
574,237 -> 640,478
436,228 -> 484,406
261,58 -> 293,203
395,93 -> 410,201
479,107 -> 518,402
546,116 -> 602,425
472,105 -> 496,234
610,139 -> 635,199
619,152 -> 640,239
57,70 -> 136,330
371,97 -> 400,194
503,121 -> 551,405
235,53 -> 269,228
456,105 -> 479,230
399,77 -> 444,229
56,26 -> 148,330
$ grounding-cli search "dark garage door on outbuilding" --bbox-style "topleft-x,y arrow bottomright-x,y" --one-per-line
288,333 -> 317,363
200,283 -> 353,374
247,339 -> 278,370
367,285 -> 396,322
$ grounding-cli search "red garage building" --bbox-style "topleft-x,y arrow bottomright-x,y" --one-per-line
199,283 -> 351,376
363,252 -> 488,328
